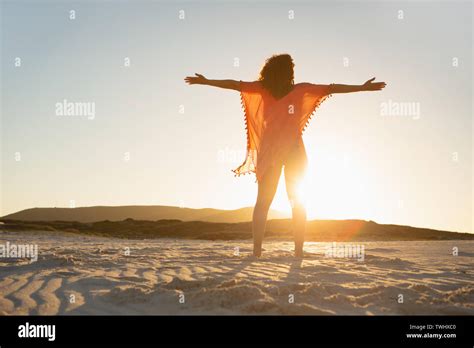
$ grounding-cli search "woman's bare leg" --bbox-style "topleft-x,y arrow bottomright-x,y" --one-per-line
285,179 -> 306,257
291,198 -> 306,257
252,165 -> 282,257
284,149 -> 308,258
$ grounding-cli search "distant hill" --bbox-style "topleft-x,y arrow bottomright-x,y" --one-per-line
0,205 -> 288,224
0,218 -> 472,241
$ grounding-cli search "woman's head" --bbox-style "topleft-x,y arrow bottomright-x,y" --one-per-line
259,54 -> 295,99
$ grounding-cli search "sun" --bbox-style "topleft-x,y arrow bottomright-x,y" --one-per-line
270,140 -> 381,222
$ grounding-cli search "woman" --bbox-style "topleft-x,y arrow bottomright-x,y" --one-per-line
185,54 -> 386,258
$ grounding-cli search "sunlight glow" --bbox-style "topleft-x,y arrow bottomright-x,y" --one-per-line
270,137 -> 385,222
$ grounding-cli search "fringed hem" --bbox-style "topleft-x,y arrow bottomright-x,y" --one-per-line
231,168 -> 258,184
300,92 -> 333,135
240,88 -> 251,152
231,87 -> 257,180
231,169 -> 255,177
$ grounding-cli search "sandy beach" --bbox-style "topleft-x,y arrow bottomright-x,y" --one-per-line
0,231 -> 473,315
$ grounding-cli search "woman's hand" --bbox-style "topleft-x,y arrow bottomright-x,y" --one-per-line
184,73 -> 208,85
362,77 -> 386,91
184,74 -> 240,91
329,78 -> 387,94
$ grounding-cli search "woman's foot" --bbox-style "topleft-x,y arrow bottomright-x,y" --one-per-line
253,248 -> 262,258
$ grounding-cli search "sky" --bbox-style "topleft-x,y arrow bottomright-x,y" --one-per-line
1,0 -> 472,233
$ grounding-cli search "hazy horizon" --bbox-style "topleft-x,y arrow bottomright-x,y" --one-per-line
1,0 -> 472,233
1,203 -> 472,233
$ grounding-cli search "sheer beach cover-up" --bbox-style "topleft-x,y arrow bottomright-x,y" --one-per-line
232,81 -> 332,182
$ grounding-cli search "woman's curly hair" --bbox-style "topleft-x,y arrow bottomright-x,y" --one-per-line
258,54 -> 295,99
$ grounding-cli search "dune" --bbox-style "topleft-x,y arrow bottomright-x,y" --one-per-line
1,218 -> 472,241
0,231 -> 472,315
0,205 -> 288,223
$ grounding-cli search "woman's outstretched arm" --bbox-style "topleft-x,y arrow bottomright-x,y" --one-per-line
184,73 -> 240,91
329,77 -> 386,94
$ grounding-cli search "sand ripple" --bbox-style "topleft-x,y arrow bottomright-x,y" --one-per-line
0,232 -> 473,315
